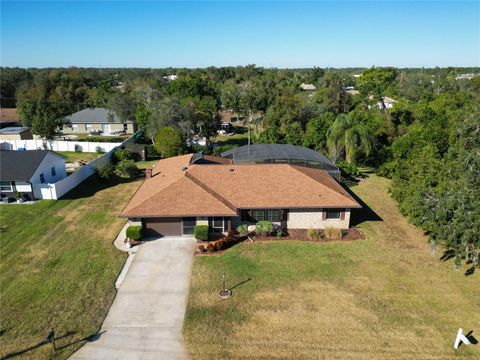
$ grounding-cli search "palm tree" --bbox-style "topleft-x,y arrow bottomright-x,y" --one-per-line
326,113 -> 372,164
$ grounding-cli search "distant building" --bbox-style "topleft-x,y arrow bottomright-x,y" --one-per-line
352,74 -> 362,78
455,73 -> 476,80
63,108 -> 136,135
0,127 -> 33,140
162,74 -> 178,82
300,83 -> 316,91
368,96 -> 397,110
345,86 -> 359,96
0,150 -> 66,201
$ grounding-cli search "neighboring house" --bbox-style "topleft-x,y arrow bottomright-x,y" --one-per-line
345,86 -> 360,96
0,150 -> 67,201
63,108 -> 136,135
120,147 -> 360,237
368,96 -> 397,110
221,110 -> 244,123
0,108 -> 21,129
455,73 -> 476,81
300,83 -> 316,91
0,127 -> 33,140
162,74 -> 177,82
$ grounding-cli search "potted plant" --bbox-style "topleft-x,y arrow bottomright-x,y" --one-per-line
15,192 -> 23,204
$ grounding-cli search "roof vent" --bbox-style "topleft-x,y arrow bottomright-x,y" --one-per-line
229,168 -> 235,172
181,166 -> 188,171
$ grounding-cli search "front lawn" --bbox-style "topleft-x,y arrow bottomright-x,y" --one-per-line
57,151 -> 99,163
184,175 -> 479,359
0,176 -> 141,359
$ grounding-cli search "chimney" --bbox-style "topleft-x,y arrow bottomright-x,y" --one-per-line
146,168 -> 152,179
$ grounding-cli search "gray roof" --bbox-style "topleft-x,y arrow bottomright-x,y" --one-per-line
0,150 -> 63,181
66,108 -> 134,124
0,127 -> 30,134
221,144 -> 340,178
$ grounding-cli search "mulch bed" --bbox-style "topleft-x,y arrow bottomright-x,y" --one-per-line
194,228 -> 364,256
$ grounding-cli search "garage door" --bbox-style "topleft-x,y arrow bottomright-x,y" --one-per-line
143,218 -> 182,237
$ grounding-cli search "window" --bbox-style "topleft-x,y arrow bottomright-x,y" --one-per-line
209,217 -> 226,233
241,210 -> 283,223
123,123 -> 128,131
72,124 -> 78,129
0,181 -> 12,192
86,124 -> 92,128
39,173 -> 45,183
182,217 -> 196,235
326,209 -> 341,220
51,166 -> 56,177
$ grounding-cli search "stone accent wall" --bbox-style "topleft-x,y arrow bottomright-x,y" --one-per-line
286,209 -> 351,229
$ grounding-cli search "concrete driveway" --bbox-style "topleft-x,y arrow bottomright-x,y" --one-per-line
72,237 -> 196,360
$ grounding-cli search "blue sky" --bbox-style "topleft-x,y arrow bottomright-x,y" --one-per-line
1,1 -> 479,68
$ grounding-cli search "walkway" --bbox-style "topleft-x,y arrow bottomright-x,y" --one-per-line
71,237 -> 196,360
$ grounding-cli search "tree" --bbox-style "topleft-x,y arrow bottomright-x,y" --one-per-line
147,96 -> 191,140
30,100 -> 69,140
303,112 -> 335,151
357,67 -> 398,110
154,127 -> 185,158
326,112 -> 372,164
135,102 -> 151,132
107,91 -> 136,122
284,122 -> 304,145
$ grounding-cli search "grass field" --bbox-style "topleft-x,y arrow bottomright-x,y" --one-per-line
215,132 -> 249,147
57,151 -> 99,163
0,176 -> 141,359
184,175 -> 479,359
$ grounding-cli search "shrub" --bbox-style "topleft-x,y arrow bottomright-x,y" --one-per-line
116,160 -> 137,179
95,161 -> 115,180
236,224 -> 249,236
197,244 -> 206,253
145,144 -> 160,159
307,228 -> 322,241
95,146 -> 105,154
126,225 -> 142,240
154,127 -> 185,158
214,239 -> 225,251
256,221 -> 273,236
337,161 -> 360,179
74,144 -> 82,152
112,149 -> 134,164
194,225 -> 209,241
324,226 -> 342,239
213,144 -> 237,157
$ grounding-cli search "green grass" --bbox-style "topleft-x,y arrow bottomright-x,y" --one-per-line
184,175 -> 479,359
0,176 -> 141,359
135,160 -> 158,170
215,132 -> 249,147
57,151 -> 99,163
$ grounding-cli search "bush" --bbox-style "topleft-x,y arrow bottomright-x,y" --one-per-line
95,146 -> 105,154
236,224 -> 249,236
194,225 -> 209,241
74,144 -> 82,152
115,159 -> 137,179
337,161 -> 360,179
154,127 -> 185,158
213,144 -> 237,157
307,228 -> 322,241
112,149 -> 134,164
256,221 -> 273,236
126,225 -> 142,240
145,144 -> 160,159
95,161 -> 115,180
376,161 -> 395,179
324,226 -> 342,239
197,244 -> 207,252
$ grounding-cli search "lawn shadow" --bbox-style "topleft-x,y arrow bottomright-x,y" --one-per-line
440,249 -> 455,262
230,278 -> 251,293
60,174 -> 139,200
55,330 -> 107,351
341,183 -> 383,226
1,331 -> 75,359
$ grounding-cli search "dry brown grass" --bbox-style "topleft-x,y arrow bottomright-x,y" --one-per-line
184,175 -> 480,359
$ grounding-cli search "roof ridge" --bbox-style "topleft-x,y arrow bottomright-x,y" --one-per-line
288,165 -> 357,205
185,171 -> 237,212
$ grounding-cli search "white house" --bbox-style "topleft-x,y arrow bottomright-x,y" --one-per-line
368,96 -> 397,110
300,83 -> 316,91
0,150 -> 67,202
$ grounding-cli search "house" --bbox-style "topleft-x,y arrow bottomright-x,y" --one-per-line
455,73 -> 476,81
120,147 -> 360,237
368,96 -> 397,110
300,83 -> 316,91
0,127 -> 33,140
0,108 -> 21,129
63,108 -> 136,135
162,74 -> 178,82
0,150 -> 67,201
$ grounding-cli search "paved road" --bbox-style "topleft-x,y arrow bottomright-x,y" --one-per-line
71,237 -> 196,360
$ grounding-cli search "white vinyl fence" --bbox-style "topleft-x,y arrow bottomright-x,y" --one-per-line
0,139 -> 122,153
31,135 -> 136,200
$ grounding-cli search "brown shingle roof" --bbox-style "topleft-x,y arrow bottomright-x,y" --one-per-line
120,154 -> 360,218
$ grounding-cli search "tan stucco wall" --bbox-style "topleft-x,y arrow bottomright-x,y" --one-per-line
0,129 -> 33,140
287,209 -> 351,229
